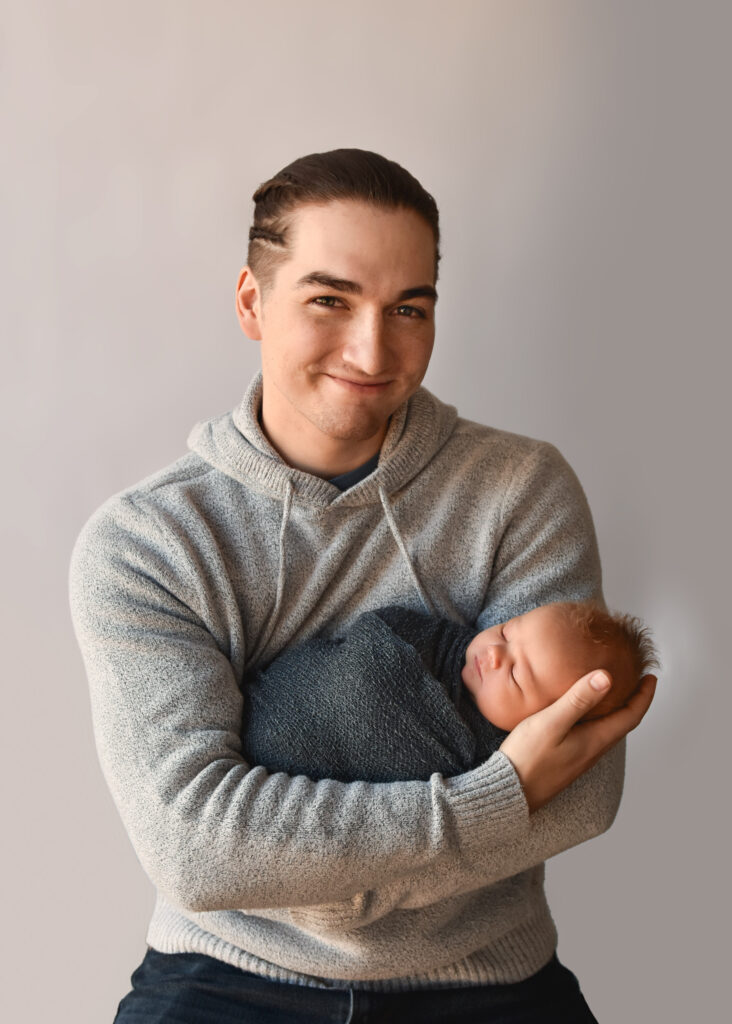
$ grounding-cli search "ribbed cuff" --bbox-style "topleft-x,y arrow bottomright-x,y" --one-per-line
443,751 -> 529,851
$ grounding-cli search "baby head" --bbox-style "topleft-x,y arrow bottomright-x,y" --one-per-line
461,601 -> 658,731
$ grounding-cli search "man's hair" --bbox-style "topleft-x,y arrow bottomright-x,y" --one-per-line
247,148 -> 441,295
557,601 -> 660,717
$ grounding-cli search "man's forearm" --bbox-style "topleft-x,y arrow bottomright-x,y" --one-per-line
278,742 -> 623,934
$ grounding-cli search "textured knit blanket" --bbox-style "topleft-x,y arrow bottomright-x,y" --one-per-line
241,606 -> 508,783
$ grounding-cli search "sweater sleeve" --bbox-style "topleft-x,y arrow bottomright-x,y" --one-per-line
69,495 -> 530,915
475,442 -> 624,860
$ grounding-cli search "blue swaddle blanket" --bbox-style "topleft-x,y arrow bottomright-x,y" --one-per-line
241,606 -> 507,783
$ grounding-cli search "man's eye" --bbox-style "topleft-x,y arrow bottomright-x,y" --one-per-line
395,304 -> 426,319
311,296 -> 343,308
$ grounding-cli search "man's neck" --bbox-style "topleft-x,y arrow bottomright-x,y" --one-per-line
266,431 -> 385,478
258,397 -> 389,478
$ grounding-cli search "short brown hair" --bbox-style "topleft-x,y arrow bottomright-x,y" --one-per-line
557,601 -> 660,718
247,148 -> 441,294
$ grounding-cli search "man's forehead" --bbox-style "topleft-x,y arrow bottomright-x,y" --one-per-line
282,200 -> 436,285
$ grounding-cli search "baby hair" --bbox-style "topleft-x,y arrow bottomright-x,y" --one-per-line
556,601 -> 659,714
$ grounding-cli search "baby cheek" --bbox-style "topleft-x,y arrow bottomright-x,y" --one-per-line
513,682 -> 559,724
526,689 -> 555,715
492,689 -> 528,732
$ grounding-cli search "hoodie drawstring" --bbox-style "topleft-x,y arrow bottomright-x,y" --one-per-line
378,484 -> 436,617
248,478 -> 294,667
250,478 -> 455,666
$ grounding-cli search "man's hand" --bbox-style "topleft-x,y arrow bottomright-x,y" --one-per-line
499,671 -> 657,813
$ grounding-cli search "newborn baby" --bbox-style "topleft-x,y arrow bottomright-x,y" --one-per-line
460,601 -> 652,730
241,601 -> 657,785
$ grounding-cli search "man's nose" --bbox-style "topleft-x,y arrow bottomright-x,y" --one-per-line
341,313 -> 388,375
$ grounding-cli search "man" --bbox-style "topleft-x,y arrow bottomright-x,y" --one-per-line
70,149 -> 655,1022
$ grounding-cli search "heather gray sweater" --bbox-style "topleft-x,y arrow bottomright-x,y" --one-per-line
69,372 -> 622,988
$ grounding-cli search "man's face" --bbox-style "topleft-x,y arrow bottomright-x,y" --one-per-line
238,200 -> 437,475
461,605 -> 610,731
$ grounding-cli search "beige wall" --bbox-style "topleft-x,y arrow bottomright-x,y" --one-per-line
3,1 -> 729,1019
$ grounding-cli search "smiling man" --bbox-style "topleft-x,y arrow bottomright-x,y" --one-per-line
236,198 -> 438,476
70,149 -> 655,1023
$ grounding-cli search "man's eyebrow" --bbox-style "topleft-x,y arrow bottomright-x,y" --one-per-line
295,271 -> 438,303
296,271 -> 362,294
397,285 -> 438,303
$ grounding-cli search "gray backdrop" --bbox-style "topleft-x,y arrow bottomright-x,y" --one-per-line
3,1 -> 729,1020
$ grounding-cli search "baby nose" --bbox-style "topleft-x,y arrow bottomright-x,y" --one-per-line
487,644 -> 505,669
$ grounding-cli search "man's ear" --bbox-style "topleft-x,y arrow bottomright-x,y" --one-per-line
235,266 -> 263,341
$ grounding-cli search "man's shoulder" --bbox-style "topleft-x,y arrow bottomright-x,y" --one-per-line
77,451 -> 204,524
430,406 -> 570,488
70,449 -> 229,574
451,412 -> 552,456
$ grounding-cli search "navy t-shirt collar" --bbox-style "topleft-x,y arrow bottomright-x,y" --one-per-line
328,451 -> 380,491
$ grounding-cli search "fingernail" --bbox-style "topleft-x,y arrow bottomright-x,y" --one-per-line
590,672 -> 611,691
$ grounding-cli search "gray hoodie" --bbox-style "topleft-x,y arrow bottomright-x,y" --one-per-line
69,372 -> 622,988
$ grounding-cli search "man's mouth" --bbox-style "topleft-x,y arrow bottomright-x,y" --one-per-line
326,374 -> 391,392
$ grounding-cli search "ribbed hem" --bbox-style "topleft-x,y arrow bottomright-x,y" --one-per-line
146,896 -> 557,990
444,750 -> 529,851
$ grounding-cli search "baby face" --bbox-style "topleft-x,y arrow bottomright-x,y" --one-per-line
461,604 -> 610,731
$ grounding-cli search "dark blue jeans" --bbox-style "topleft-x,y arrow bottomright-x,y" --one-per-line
114,947 -> 599,1022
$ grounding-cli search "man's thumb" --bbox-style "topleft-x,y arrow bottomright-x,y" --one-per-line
556,670 -> 612,727
589,671 -> 612,693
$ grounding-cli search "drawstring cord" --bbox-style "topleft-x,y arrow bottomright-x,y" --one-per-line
378,484 -> 436,617
248,478 -> 294,667
252,478 -> 456,665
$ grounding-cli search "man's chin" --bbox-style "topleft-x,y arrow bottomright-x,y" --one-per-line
313,416 -> 389,444
309,401 -> 399,444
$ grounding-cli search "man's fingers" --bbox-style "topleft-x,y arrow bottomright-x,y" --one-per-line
540,669 -> 613,738
603,674 -> 657,734
574,673 -> 658,753
500,671 -> 657,812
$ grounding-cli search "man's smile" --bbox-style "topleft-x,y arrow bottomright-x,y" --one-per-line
325,374 -> 393,393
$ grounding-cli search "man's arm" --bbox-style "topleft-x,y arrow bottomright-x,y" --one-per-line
386,443 -> 650,898
286,673 -> 653,934
284,441 -> 654,931
69,495 -> 531,914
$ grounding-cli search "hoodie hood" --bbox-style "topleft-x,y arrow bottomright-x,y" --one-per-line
187,371 -> 458,508
187,373 -> 460,642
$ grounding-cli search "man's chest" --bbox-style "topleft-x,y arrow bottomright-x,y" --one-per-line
193,484 -> 505,675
